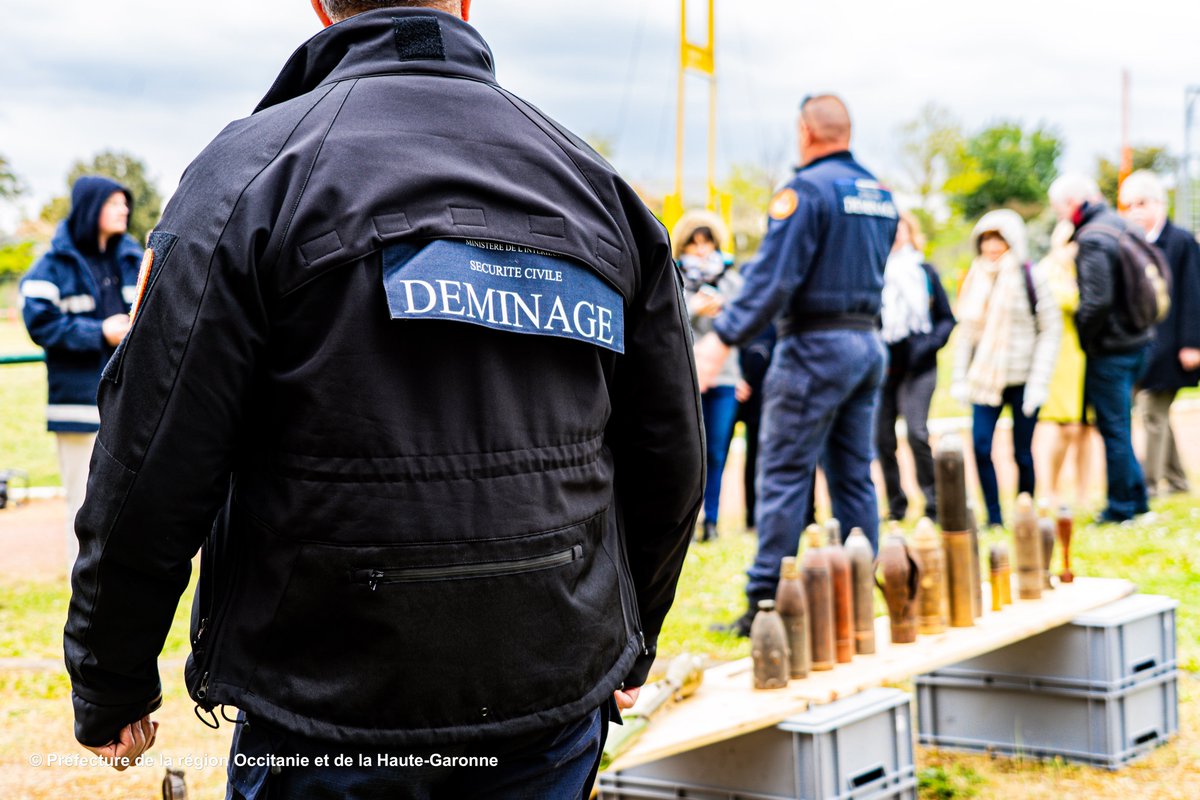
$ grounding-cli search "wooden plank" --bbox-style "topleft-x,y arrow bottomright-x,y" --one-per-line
607,576 -> 1135,772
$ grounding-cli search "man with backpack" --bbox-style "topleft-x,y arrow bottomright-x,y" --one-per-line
1048,174 -> 1158,523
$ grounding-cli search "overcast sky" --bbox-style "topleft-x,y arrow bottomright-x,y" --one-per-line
2,0 -> 1198,226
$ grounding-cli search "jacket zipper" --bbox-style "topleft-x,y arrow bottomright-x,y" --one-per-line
613,513 -> 647,655
354,544 -> 583,590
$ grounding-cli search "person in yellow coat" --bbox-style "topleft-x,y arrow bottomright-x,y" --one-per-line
1038,219 -> 1095,508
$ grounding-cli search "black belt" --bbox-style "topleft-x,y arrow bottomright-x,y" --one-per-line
778,313 -> 879,336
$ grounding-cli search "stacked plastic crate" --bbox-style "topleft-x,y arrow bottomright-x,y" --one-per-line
915,594 -> 1179,770
599,687 -> 917,800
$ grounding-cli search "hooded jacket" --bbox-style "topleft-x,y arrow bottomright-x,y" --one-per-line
20,176 -> 141,432
952,209 -> 1061,403
64,9 -> 703,750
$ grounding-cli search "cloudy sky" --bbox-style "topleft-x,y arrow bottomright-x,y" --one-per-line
2,0 -> 1198,225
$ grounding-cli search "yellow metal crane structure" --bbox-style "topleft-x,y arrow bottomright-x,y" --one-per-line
663,0 -> 733,246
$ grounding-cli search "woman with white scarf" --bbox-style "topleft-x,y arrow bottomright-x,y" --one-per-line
876,211 -> 956,522
951,209 -> 1062,528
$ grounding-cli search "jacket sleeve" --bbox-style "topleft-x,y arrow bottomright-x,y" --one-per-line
712,184 -> 823,346
609,221 -> 705,688
1175,234 -> 1200,351
63,193 -> 269,746
1027,264 -> 1064,400
1074,231 -> 1115,352
20,270 -> 104,352
925,264 -> 956,351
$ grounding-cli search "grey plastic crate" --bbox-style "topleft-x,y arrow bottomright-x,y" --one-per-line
915,667 -> 1178,770
931,593 -> 1176,691
599,687 -> 916,800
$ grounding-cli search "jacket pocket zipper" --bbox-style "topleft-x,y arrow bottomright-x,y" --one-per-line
354,544 -> 583,590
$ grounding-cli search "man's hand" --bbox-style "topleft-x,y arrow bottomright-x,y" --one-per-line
1021,385 -> 1046,419
82,715 -> 158,771
102,314 -> 132,347
1180,348 -> 1200,372
693,332 -> 731,393
735,379 -> 752,403
614,686 -> 641,711
691,291 -> 723,318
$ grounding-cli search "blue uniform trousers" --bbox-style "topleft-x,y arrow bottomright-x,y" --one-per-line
745,329 -> 887,600
225,701 -> 612,800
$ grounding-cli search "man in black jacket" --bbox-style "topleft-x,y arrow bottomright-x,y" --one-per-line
1049,173 -> 1151,523
64,2 -> 704,797
1122,170 -> 1200,498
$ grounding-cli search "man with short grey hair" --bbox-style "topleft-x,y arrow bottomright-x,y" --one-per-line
64,1 -> 704,797
1121,170 -> 1200,498
1049,173 -> 1151,522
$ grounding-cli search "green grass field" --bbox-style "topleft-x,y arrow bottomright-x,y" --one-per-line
0,318 -> 58,487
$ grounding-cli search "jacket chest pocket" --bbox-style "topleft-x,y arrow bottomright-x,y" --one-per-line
237,511 -> 627,733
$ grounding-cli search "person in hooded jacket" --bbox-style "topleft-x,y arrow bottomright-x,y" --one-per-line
1121,171 -> 1200,499
876,210 -> 955,522
19,175 -> 141,570
674,210 -> 744,541
951,209 -> 1061,528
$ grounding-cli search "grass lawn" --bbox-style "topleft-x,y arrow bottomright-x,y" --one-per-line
2,496 -> 1198,798
3,305 -> 1200,797
1,318 -> 58,487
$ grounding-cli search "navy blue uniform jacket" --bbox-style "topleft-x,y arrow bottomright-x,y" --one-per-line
713,151 -> 897,345
64,9 -> 703,748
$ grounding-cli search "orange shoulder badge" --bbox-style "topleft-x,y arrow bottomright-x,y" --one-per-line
768,188 -> 799,221
130,248 -> 154,323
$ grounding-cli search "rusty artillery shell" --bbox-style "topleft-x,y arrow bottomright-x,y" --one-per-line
1057,505 -> 1075,583
942,529 -> 975,627
1013,493 -> 1043,600
876,531 -> 921,644
936,434 -> 975,626
935,434 -> 971,532
989,542 -> 1012,609
826,520 -> 855,664
844,526 -> 877,655
966,504 -> 983,618
912,518 -> 948,635
1037,500 -> 1056,591
750,599 -> 790,690
776,556 -> 811,678
801,525 -> 836,670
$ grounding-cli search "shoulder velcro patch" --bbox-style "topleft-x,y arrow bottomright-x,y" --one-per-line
835,179 -> 898,219
768,188 -> 799,221
382,239 -> 624,354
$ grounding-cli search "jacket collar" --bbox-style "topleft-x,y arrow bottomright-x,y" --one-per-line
255,8 -> 496,113
1074,200 -> 1108,228
796,150 -> 854,173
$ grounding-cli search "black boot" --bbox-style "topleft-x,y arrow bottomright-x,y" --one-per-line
709,592 -> 772,637
700,521 -> 718,542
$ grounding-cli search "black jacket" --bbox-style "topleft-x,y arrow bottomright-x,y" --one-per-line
1141,221 -> 1200,391
885,262 -> 955,379
65,9 -> 703,749
1073,201 -> 1154,355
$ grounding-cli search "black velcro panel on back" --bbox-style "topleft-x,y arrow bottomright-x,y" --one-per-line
393,16 -> 446,62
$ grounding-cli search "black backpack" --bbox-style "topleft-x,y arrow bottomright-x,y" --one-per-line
1087,222 -> 1172,331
